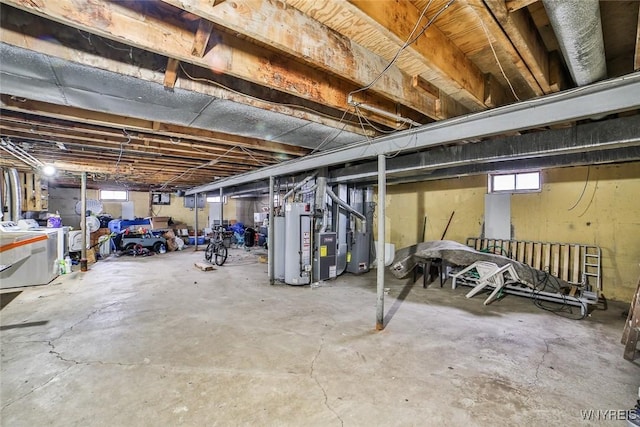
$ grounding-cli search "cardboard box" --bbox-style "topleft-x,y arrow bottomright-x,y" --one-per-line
148,216 -> 171,229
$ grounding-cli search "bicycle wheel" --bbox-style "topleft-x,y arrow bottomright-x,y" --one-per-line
214,244 -> 228,266
204,242 -> 214,262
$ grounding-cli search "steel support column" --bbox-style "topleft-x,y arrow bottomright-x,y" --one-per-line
219,188 -> 223,227
376,154 -> 386,331
194,192 -> 199,251
268,176 -> 275,285
80,171 -> 87,265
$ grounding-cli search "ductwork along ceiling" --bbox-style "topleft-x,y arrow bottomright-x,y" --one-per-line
0,0 -> 638,192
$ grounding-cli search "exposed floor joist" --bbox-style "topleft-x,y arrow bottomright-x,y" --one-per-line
2,0 -> 426,130
160,0 -> 440,120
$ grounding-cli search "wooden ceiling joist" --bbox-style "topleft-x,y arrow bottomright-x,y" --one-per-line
160,0 -> 440,120
2,0 -> 423,130
0,96 -> 309,157
0,7 -> 373,136
481,0 -> 551,94
0,115 -> 278,165
343,0 -> 502,110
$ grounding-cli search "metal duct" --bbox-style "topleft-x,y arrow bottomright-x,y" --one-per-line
325,187 -> 366,222
282,173 -> 317,202
542,0 -> 607,86
8,168 -> 22,221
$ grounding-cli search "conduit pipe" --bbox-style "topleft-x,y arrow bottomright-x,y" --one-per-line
542,0 -> 607,86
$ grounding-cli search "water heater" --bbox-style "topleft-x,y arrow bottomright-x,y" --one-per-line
284,202 -> 311,285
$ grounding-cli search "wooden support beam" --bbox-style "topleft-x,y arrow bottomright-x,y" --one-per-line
0,6 -> 374,136
164,58 -> 181,88
483,0 -> 551,94
483,74 -> 508,108
344,0 -> 497,110
2,0 -> 411,129
411,75 -> 440,99
505,0 -> 537,13
160,0 -> 440,119
191,19 -> 213,57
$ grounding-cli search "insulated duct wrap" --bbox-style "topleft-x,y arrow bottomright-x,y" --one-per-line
542,0 -> 607,86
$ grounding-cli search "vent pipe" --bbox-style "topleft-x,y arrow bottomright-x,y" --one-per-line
542,0 -> 607,86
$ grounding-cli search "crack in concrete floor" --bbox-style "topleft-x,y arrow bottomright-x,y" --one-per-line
309,337 -> 344,427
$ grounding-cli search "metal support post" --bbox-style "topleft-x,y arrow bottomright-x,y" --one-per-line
376,154 -> 386,330
80,171 -> 87,271
194,192 -> 199,251
219,188 -> 224,226
268,176 -> 275,285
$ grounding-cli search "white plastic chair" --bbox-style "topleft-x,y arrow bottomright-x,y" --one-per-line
451,261 -> 521,305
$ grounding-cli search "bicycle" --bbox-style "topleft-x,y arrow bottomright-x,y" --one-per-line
204,226 -> 228,266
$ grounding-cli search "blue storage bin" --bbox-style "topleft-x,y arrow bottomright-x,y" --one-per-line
188,236 -> 206,245
108,219 -> 151,233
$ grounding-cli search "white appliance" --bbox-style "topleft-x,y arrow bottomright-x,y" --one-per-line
69,229 -> 91,252
17,219 -> 68,260
0,221 -> 59,289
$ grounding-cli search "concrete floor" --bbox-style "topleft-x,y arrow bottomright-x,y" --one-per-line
1,247 -> 638,426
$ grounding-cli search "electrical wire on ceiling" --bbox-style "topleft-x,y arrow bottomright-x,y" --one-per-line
347,0 -> 456,141
114,128 -> 132,176
475,15 -> 521,102
77,29 -> 134,62
178,63 -> 387,155
178,63 -> 370,131
348,0 -> 455,99
158,145 -> 238,189
308,106 -> 357,155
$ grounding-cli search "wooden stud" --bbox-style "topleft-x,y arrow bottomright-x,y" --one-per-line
163,58 -> 181,89
191,19 -> 214,57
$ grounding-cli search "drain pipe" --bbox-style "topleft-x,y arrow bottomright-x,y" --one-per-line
542,0 -> 607,86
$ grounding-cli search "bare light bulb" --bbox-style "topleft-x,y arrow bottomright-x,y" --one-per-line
42,165 -> 56,176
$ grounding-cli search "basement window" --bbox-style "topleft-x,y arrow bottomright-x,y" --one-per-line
489,171 -> 541,193
99,190 -> 128,201
206,196 -> 227,204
